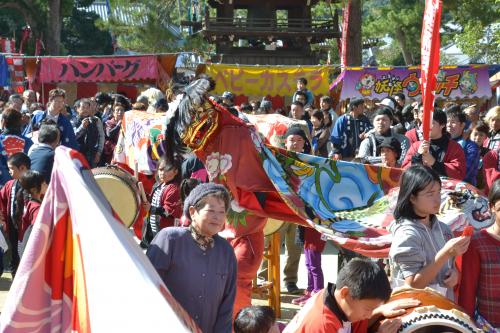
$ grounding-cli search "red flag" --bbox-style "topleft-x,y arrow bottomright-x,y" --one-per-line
420,0 -> 442,140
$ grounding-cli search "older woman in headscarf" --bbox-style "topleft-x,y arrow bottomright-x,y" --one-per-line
146,182 -> 237,333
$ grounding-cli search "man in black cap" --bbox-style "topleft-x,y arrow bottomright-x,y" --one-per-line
357,107 -> 410,165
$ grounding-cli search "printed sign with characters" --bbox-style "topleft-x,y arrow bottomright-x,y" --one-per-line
340,65 -> 489,100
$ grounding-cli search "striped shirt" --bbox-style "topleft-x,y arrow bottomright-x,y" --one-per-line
459,229 -> 500,328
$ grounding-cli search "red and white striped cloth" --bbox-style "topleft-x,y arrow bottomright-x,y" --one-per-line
5,56 -> 24,93
0,38 -> 16,53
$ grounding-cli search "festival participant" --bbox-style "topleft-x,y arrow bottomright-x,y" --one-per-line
102,101 -> 125,165
28,123 -> 60,183
310,110 -> 330,158
289,101 -> 312,133
470,121 -> 491,158
357,107 -> 410,165
72,98 -> 103,168
284,258 -> 418,333
141,156 -> 182,247
234,306 -> 280,333
294,91 -> 309,108
15,170 -> 47,258
222,91 -> 235,108
258,100 -> 274,114
459,179 -> 500,330
292,77 -> 314,107
0,108 -> 34,185
291,222 -> 326,306
147,183 -> 237,333
484,106 -> 500,151
445,106 -> 480,185
482,149 -> 500,194
7,94 -> 23,112
0,153 -> 31,277
463,104 -> 480,137
319,96 -> 338,127
402,109 -> 466,180
330,97 -> 372,160
377,137 -> 402,168
389,165 -> 471,300
24,88 -> 78,150
405,103 -> 424,145
21,90 -> 36,114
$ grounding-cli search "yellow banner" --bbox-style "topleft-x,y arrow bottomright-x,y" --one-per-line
204,64 -> 333,97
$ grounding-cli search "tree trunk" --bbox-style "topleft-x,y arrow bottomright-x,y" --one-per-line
346,0 -> 362,66
395,27 -> 414,65
46,0 -> 62,55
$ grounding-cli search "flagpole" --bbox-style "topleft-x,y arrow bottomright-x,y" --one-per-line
420,0 -> 442,141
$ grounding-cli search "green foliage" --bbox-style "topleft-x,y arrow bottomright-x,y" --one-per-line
363,0 -> 424,65
446,0 -> 500,63
98,0 -> 212,55
61,8 -> 114,55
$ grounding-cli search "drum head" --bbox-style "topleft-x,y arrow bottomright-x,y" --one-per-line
93,173 -> 139,227
263,219 -> 285,236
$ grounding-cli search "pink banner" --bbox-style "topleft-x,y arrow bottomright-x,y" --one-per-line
40,56 -> 159,83
420,0 -> 442,140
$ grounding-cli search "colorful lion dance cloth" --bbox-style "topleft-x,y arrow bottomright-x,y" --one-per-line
119,77 -> 492,258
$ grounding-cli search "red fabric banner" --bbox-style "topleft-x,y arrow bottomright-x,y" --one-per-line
420,0 -> 442,140
340,0 -> 351,68
40,56 -> 159,83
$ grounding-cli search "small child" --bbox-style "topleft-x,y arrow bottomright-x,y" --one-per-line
470,121 -> 490,190
234,306 -> 280,333
0,153 -> 31,277
459,179 -> 500,330
15,170 -> 47,259
141,156 -> 182,246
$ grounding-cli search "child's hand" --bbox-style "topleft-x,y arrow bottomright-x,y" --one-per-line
376,318 -> 402,333
375,298 -> 420,318
443,269 -> 459,288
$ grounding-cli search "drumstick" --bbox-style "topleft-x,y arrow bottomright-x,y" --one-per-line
134,162 -> 139,180
138,181 -> 148,203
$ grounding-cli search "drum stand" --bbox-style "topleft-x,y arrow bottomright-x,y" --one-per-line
253,232 -> 281,318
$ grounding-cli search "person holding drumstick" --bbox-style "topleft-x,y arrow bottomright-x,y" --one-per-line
147,183 -> 237,333
389,165 -> 471,300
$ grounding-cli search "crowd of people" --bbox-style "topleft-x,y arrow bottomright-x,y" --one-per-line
0,75 -> 499,332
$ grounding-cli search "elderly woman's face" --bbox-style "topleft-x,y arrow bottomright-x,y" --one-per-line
190,196 -> 227,237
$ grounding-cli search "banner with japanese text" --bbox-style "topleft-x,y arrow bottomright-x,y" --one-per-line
203,64 -> 335,97
337,66 -> 491,100
40,56 -> 160,83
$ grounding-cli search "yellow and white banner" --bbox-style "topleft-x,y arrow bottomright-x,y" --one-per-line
203,64 -> 334,96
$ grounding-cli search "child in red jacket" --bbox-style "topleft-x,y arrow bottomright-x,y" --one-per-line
141,156 -> 182,246
15,170 -> 47,258
0,152 -> 31,277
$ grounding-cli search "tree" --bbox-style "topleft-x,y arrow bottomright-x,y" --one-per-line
444,0 -> 500,63
363,0 -> 424,66
0,0 -> 94,55
61,8 -> 114,55
97,0 -> 202,54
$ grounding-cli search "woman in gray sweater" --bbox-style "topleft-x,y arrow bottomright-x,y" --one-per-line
147,183 -> 237,333
389,165 -> 471,300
